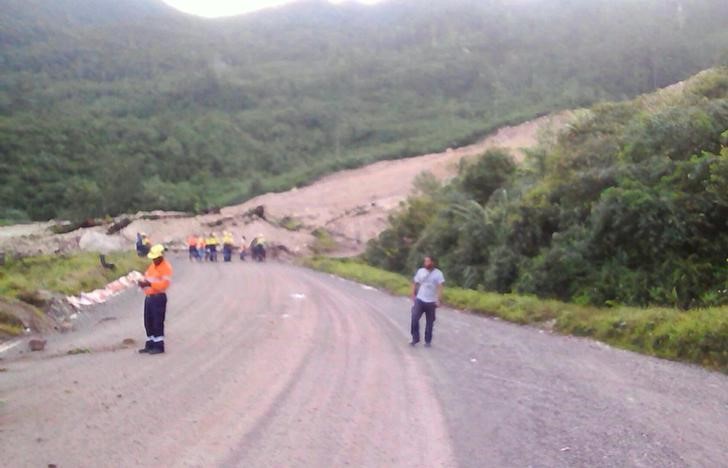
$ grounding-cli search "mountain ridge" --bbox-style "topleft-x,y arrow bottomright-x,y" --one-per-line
1,0 -> 726,222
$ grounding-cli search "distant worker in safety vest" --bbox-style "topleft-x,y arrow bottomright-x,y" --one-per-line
239,235 -> 248,261
136,232 -> 151,257
142,233 -> 151,250
251,233 -> 266,262
196,235 -> 206,262
187,234 -> 198,261
206,232 -> 220,262
222,231 -> 235,262
137,244 -> 173,355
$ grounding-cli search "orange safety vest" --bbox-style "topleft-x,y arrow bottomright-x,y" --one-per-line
144,259 -> 173,296
187,236 -> 197,247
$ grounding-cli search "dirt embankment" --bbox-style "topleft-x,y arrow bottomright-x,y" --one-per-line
0,112 -> 571,258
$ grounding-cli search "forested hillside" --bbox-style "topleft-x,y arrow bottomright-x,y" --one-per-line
365,68 -> 728,308
1,0 -> 727,221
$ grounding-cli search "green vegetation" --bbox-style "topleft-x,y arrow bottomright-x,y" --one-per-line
305,257 -> 727,372
0,308 -> 25,336
0,252 -> 147,299
366,68 -> 728,309
0,251 -> 146,336
1,0 -> 727,221
310,228 -> 338,255
278,216 -> 304,232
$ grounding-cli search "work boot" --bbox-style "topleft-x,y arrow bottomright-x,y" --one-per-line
138,340 -> 153,353
148,342 -> 165,355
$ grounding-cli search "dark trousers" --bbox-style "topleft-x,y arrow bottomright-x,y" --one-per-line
209,245 -> 217,261
411,299 -> 436,343
223,245 -> 232,262
144,293 -> 167,349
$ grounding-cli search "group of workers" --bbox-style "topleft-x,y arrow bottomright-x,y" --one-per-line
186,232 -> 267,262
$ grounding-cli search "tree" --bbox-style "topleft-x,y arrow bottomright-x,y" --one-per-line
459,149 -> 516,205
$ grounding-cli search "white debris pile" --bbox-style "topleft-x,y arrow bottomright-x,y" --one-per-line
66,271 -> 144,309
78,231 -> 128,254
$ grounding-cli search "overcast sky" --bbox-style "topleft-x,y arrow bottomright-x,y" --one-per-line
162,0 -> 384,18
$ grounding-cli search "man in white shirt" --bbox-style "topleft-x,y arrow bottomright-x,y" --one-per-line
410,255 -> 445,347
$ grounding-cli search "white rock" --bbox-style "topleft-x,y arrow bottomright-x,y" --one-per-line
78,231 -> 127,254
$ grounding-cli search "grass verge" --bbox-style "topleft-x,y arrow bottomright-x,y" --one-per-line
0,251 -> 147,336
303,257 -> 728,373
0,251 -> 147,299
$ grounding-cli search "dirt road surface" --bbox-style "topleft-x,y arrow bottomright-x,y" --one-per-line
1,259 -> 726,467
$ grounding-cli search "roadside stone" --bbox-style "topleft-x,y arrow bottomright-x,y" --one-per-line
79,230 -> 127,254
47,297 -> 76,321
17,289 -> 54,308
121,338 -> 136,346
541,318 -> 557,332
29,339 -> 47,352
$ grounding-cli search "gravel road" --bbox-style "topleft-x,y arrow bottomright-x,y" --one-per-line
1,259 -> 726,467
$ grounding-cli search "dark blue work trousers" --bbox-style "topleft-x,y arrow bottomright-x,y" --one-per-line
411,299 -> 437,344
144,293 -> 167,344
223,245 -> 232,262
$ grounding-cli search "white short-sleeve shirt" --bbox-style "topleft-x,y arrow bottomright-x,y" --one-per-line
413,267 -> 445,303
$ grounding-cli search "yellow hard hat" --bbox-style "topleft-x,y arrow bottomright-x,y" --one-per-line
147,244 -> 165,260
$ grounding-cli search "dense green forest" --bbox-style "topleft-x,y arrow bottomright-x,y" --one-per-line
1,0 -> 727,221
365,67 -> 728,308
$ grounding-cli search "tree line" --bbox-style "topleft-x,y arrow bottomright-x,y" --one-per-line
1,0 -> 727,221
365,68 -> 728,308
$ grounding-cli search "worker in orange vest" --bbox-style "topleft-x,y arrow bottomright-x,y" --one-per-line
187,234 -> 198,261
137,244 -> 173,355
196,235 -> 206,262
239,235 -> 248,261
